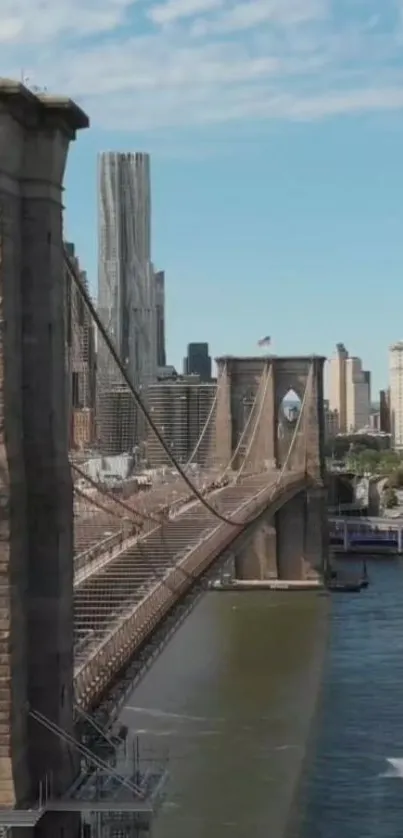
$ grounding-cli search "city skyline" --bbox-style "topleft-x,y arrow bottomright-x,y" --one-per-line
0,75 -> 402,838
8,4 -> 403,389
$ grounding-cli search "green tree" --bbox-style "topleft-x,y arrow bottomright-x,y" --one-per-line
384,487 -> 398,508
386,468 -> 403,489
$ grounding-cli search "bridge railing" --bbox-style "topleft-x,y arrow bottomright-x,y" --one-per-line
73,470 -> 309,709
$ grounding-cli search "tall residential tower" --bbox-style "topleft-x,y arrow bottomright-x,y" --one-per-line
97,152 -> 156,389
389,342 -> 403,449
155,270 -> 166,368
328,343 -> 370,433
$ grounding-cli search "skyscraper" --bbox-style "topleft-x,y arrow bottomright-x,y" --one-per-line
155,270 -> 166,367
183,343 -> 212,381
328,343 -> 348,432
328,343 -> 370,433
64,242 -> 96,450
345,357 -> 370,431
389,342 -> 403,448
97,151 -> 156,390
379,389 -> 390,434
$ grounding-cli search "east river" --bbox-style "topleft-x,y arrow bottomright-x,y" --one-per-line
121,559 -> 403,838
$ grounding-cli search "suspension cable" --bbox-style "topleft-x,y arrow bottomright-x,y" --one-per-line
235,364 -> 272,483
65,249 -> 242,527
221,366 -> 267,478
186,375 -> 220,467
65,249 -> 313,527
74,484 -> 128,523
72,462 -> 160,524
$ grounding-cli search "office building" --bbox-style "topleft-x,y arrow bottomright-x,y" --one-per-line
328,344 -> 370,433
64,242 -> 96,450
97,386 -> 137,456
328,343 -> 348,433
369,412 -> 380,431
97,151 -> 156,392
389,343 -> 403,448
323,399 -> 339,441
379,389 -> 390,434
363,370 -> 371,406
155,270 -> 166,367
183,343 -> 212,381
147,378 -> 216,467
345,357 -> 370,431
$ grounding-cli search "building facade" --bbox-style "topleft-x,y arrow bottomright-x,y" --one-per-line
64,242 -> 96,450
183,342 -> 212,381
328,342 -> 348,433
323,399 -> 339,440
147,378 -> 216,467
97,151 -> 156,392
379,388 -> 391,434
328,343 -> 370,434
345,357 -> 370,432
155,269 -> 166,367
389,343 -> 403,449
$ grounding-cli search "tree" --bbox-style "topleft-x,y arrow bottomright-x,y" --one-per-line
384,487 -> 398,508
386,468 -> 403,489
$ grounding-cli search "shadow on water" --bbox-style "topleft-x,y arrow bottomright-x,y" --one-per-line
121,589 -> 329,838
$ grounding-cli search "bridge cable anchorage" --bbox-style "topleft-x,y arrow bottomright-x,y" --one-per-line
66,248 -> 312,530
29,708 -> 146,797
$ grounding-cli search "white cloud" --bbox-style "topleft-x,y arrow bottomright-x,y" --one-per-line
149,0 -> 224,26
191,0 -> 329,36
0,0 -> 135,45
2,0 -> 403,131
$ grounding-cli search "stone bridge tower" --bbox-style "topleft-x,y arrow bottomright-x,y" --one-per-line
214,355 -> 327,581
0,79 -> 88,831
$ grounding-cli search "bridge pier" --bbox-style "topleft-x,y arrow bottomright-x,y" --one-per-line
235,489 -> 326,582
234,521 -> 277,580
0,79 -> 88,825
275,494 -> 306,580
302,488 -> 328,578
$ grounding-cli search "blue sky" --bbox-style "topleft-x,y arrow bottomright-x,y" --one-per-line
4,0 -> 403,391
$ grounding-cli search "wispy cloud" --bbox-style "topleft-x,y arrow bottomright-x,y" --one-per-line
2,0 -> 403,131
149,0 -> 224,26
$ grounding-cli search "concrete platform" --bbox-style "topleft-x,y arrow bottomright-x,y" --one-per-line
209,579 -> 323,591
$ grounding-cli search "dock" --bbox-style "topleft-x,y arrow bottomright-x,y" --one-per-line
209,579 -> 323,592
209,576 -> 368,593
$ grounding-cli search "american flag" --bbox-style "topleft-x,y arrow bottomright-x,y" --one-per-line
257,335 -> 271,347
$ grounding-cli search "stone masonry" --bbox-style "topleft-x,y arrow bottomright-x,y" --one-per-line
0,80 -> 88,811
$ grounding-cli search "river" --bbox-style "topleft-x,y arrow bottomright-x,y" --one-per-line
120,558 -> 403,838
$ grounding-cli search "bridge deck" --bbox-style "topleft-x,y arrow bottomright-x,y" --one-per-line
72,470 -> 309,709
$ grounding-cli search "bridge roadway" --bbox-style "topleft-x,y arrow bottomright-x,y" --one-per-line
73,468 -> 310,711
73,469 -> 222,563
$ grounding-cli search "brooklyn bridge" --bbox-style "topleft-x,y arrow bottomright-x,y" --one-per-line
0,80 -> 328,837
